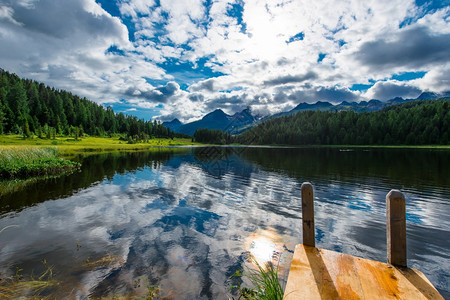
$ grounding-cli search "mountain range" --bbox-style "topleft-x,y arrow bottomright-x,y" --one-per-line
164,92 -> 450,136
163,108 -> 261,136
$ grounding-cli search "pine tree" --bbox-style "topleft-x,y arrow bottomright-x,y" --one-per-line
0,105 -> 5,134
7,81 -> 29,126
23,121 -> 31,138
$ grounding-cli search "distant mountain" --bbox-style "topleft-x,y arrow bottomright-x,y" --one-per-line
166,92 -> 449,136
416,92 -> 440,100
162,118 -> 183,132
227,108 -> 261,134
292,101 -> 334,111
164,108 -> 261,136
262,92 -> 447,122
179,109 -> 231,136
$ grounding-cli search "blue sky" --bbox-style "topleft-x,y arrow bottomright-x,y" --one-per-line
0,0 -> 449,121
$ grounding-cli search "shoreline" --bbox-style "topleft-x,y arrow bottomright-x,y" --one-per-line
1,135 -> 449,156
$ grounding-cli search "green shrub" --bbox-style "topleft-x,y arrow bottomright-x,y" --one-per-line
0,147 -> 79,178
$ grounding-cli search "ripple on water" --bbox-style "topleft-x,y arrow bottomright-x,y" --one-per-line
0,148 -> 449,298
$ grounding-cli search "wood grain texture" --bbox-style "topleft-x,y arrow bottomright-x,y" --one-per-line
284,244 -> 443,300
301,182 -> 315,247
386,189 -> 407,267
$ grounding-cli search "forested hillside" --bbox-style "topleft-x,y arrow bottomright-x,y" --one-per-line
0,69 -> 173,139
236,99 -> 450,145
193,128 -> 232,144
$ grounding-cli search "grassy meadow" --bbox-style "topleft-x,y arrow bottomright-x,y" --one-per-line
0,134 -> 200,179
0,135 -> 199,155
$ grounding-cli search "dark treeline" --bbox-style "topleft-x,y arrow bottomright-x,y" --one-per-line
194,99 -> 450,145
0,69 -> 175,140
193,128 -> 232,144
237,99 -> 450,145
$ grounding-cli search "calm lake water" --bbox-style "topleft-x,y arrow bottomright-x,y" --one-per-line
0,147 -> 449,298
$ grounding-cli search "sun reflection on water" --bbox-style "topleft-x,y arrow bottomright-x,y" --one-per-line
246,229 -> 285,267
250,237 -> 275,263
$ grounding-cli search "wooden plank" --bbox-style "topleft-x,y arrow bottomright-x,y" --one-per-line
301,182 -> 315,247
284,244 -> 443,300
386,189 -> 407,267
284,245 -> 322,299
320,248 -> 364,299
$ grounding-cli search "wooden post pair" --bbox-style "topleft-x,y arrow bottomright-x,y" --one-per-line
301,182 -> 407,267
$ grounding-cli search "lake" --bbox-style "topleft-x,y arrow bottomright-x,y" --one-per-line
0,147 -> 449,298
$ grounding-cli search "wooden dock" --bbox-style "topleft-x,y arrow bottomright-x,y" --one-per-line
284,183 -> 443,299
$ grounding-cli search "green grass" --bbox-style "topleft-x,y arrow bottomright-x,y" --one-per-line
230,259 -> 284,300
5,135 -> 447,151
0,146 -> 80,178
0,134 -> 199,182
0,135 -> 200,155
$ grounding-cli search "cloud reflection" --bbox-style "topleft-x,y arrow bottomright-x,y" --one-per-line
0,148 -> 449,298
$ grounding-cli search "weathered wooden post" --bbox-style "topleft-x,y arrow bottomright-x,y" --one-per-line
386,189 -> 407,267
301,182 -> 315,247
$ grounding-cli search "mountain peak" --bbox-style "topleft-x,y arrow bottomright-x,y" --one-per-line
231,107 -> 257,123
368,99 -> 382,104
292,102 -> 311,110
236,107 -> 251,115
315,101 -> 333,106
162,118 -> 183,131
292,101 -> 334,112
202,109 -> 229,121
416,92 -> 439,100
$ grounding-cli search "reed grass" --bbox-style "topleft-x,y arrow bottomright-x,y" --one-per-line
230,258 -> 284,300
0,176 -> 41,196
85,254 -> 124,270
0,146 -> 79,178
0,260 -> 59,299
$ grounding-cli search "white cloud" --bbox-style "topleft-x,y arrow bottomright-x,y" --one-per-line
0,5 -> 22,25
119,0 -> 155,18
0,0 -> 174,105
412,65 -> 450,93
0,0 -> 448,122
364,80 -> 422,100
